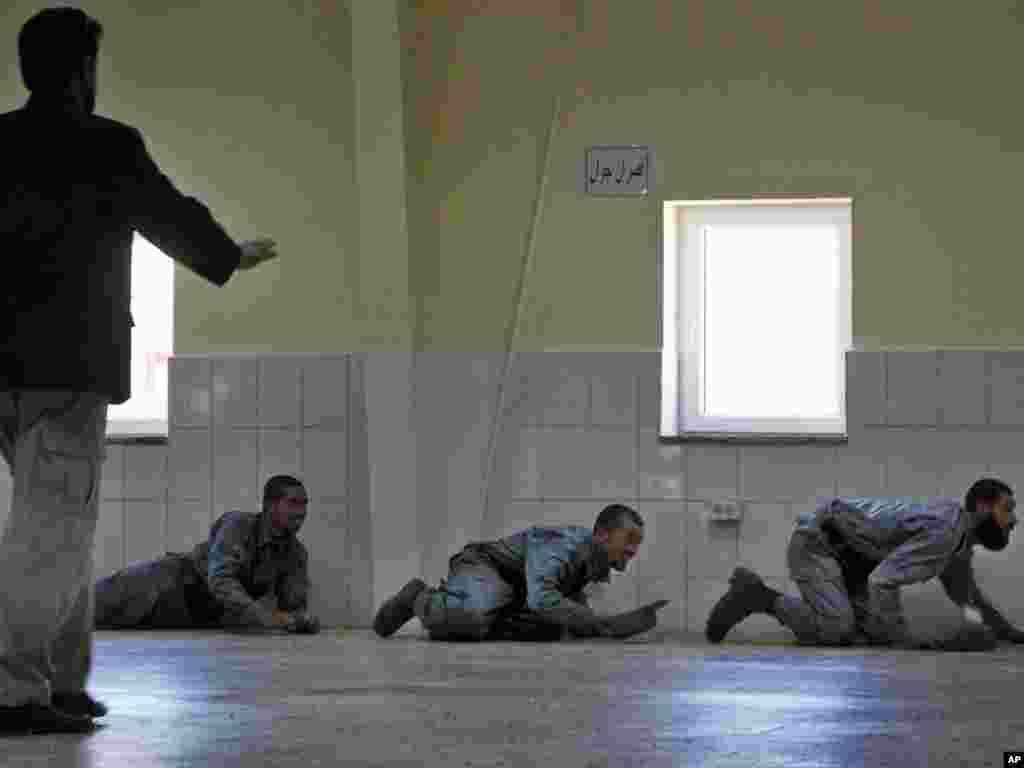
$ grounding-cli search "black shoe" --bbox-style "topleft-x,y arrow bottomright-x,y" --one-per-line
373,578 -> 427,638
705,567 -> 774,644
0,701 -> 96,735
51,691 -> 108,719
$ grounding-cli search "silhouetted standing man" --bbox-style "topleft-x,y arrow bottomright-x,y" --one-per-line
0,7 -> 278,734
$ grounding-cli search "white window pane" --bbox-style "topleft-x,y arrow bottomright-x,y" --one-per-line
106,234 -> 173,435
703,225 -> 839,419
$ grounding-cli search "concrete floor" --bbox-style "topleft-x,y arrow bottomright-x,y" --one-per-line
3,630 -> 1024,767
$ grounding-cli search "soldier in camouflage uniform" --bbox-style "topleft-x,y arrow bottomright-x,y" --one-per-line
95,475 -> 319,634
374,504 -> 669,642
706,477 -> 1024,651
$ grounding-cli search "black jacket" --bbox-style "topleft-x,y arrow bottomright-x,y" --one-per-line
1,95 -> 241,404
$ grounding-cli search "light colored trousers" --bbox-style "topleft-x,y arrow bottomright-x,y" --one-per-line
0,390 -> 108,706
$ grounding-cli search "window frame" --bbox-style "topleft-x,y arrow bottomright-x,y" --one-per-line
105,234 -> 173,441
660,198 -> 852,442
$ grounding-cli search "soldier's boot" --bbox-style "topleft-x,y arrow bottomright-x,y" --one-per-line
373,578 -> 427,637
705,567 -> 782,644
0,701 -> 96,735
51,691 -> 108,719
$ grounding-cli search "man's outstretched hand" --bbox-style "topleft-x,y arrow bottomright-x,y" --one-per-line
238,238 -> 279,270
1000,626 -> 1024,644
601,600 -> 671,639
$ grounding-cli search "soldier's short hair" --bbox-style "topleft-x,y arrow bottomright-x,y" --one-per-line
965,477 -> 1013,514
593,503 -> 644,533
263,474 -> 305,504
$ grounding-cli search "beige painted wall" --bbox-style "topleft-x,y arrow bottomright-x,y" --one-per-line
4,1 -> 1023,352
403,0 -> 1024,351
1,0 -> 360,353
408,0 -> 1024,351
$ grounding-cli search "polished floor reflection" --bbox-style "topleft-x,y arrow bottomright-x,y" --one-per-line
3,629 -> 1023,767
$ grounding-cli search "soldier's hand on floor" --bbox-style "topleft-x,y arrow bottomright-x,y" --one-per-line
270,609 -> 295,629
942,623 -> 999,652
287,613 -> 321,635
904,634 -> 941,651
238,238 -> 279,270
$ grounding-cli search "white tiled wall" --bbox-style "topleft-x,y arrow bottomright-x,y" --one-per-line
635,432 -> 685,499
1,349 -> 1023,639
885,351 -> 941,426
412,353 -> 502,585
303,356 -> 348,428
536,429 -> 636,500
212,358 -> 260,428
630,501 -> 686,630
685,502 -> 738,583
212,429 -> 261,514
511,352 -> 589,428
989,353 -> 1024,426
937,351 -> 986,427
258,358 -> 302,429
736,503 -> 794,585
167,427 -> 212,502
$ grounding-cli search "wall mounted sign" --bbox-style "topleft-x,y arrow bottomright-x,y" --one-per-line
583,145 -> 651,196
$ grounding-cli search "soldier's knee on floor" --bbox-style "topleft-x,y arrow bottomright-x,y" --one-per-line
818,614 -> 857,646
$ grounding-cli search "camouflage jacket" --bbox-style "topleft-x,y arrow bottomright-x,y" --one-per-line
187,509 -> 310,628
459,525 -> 612,633
799,497 -> 1012,643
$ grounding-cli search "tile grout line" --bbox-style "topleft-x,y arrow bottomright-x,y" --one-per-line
984,352 -> 992,427
256,359 -> 263,509
121,442 -> 127,571
585,364 -> 593,430
299,357 -> 305,485
682,457 -> 689,630
882,351 -> 889,427
341,354 -> 350,620
734,445 -> 741,569
681,435 -> 688,627
208,360 -> 216,533
162,443 -> 169,553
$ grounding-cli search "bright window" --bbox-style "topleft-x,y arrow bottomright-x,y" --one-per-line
661,199 -> 852,439
105,233 -> 173,438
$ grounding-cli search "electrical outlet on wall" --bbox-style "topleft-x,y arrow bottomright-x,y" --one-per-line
708,500 -> 743,523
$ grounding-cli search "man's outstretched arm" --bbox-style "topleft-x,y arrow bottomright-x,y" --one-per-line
123,126 -> 242,284
524,536 -> 669,639
525,544 -> 609,637
940,554 -> 1024,642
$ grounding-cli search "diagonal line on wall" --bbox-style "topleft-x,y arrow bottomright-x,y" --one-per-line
480,2 -> 584,535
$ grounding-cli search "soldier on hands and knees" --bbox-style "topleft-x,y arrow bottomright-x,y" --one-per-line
374,503 -> 669,643
706,478 -> 1022,652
